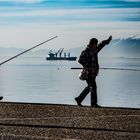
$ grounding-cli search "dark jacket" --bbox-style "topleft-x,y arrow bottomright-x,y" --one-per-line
78,39 -> 110,76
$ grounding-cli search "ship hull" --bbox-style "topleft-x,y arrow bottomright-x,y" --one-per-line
46,57 -> 77,61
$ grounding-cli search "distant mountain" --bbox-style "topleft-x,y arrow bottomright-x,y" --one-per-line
115,38 -> 140,54
99,37 -> 140,58
66,37 -> 140,58
0,47 -> 50,57
0,47 -> 25,56
0,37 -> 140,58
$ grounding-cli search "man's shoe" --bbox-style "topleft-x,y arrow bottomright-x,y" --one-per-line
75,97 -> 82,107
0,96 -> 3,100
91,104 -> 101,108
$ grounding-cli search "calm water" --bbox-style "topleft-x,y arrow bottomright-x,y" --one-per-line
0,56 -> 140,108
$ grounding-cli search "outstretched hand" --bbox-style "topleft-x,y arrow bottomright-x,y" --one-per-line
108,35 -> 112,42
106,35 -> 112,44
108,36 -> 112,42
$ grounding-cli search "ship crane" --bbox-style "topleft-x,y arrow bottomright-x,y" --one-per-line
55,48 -> 62,58
68,52 -> 70,58
59,48 -> 64,58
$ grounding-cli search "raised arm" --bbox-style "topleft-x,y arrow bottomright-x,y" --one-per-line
97,36 -> 112,52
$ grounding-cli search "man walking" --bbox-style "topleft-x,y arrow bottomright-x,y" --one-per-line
75,36 -> 112,107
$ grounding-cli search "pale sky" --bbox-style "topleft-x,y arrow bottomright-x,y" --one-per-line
0,0 -> 140,49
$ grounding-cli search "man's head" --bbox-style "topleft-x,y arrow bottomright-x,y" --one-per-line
89,38 -> 98,48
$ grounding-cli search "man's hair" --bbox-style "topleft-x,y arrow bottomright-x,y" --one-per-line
89,38 -> 98,46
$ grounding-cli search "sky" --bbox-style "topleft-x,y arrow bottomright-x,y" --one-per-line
0,0 -> 140,49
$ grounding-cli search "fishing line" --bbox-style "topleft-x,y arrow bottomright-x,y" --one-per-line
0,36 -> 58,66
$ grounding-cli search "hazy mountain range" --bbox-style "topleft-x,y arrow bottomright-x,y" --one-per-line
0,37 -> 140,58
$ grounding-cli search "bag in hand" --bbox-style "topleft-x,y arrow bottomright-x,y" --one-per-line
79,69 -> 89,80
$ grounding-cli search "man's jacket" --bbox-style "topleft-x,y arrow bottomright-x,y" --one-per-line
78,39 -> 110,76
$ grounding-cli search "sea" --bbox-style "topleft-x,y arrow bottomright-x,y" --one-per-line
0,56 -> 140,109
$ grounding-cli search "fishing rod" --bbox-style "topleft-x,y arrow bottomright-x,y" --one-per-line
0,36 -> 58,66
71,67 -> 140,72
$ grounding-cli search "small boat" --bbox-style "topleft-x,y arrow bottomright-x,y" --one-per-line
46,48 -> 77,61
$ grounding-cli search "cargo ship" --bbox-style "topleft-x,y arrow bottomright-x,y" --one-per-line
46,48 -> 77,61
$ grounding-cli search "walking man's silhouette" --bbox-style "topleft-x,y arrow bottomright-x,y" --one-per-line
75,36 -> 112,107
